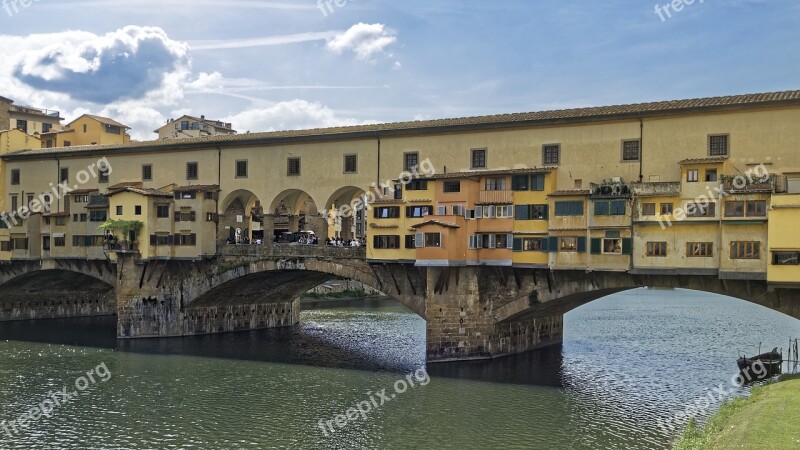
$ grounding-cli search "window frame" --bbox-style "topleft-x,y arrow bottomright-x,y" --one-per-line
542,144 -> 561,166
403,152 -> 419,172
287,157 -> 301,176
235,160 -> 248,179
142,164 -> 153,182
621,139 -> 641,162
686,242 -> 714,257
471,148 -> 487,169
708,134 -> 729,157
343,154 -> 358,174
646,241 -> 668,257
186,162 -> 199,180
730,241 -> 761,260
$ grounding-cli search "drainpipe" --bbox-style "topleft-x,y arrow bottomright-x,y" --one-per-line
638,117 -> 644,183
215,146 -> 222,255
55,157 -> 61,211
376,135 -> 381,186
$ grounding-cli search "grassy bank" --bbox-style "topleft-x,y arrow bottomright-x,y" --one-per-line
674,373 -> 800,449
301,290 -> 370,299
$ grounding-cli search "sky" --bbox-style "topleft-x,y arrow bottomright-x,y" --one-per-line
0,0 -> 798,140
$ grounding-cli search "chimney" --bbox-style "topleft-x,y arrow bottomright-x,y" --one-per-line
201,115 -> 205,120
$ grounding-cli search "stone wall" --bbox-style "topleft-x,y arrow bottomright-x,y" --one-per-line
184,299 -> 299,335
0,291 -> 116,321
307,279 -> 384,296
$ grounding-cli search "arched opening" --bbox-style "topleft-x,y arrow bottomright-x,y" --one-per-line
269,189 -> 326,242
325,186 -> 367,241
220,189 -> 264,244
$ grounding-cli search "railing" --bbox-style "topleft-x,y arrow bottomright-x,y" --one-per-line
479,190 -> 513,204
220,243 -> 366,259
721,174 -> 786,194
10,105 -> 61,118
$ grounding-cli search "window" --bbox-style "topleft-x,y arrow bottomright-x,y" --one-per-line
191,122 -> 200,130
554,201 -> 584,216
493,205 -> 513,218
11,169 -> 20,185
405,235 -> 416,249
443,181 -> 461,193
622,140 -> 640,161
116,206 -> 123,215
135,206 -> 142,215
206,213 -> 216,222
560,237 -> 578,252
424,233 -> 441,247
374,207 -> 400,219
406,180 -> 428,191
452,205 -> 464,216
177,211 -> 197,222
471,149 -> 487,169
187,162 -> 199,180
344,154 -> 358,174
373,235 -> 400,249
105,125 -> 121,135
98,169 -> 109,184
772,252 -> 800,265
687,170 -> 699,182
42,123 -> 52,133
236,160 -> 248,178
16,120 -> 27,133
152,234 -> 173,246
406,206 -> 433,218
0,241 -> 11,251
64,141 -> 71,147
403,152 -> 419,171
142,164 -> 152,181
89,210 -> 107,222
80,214 -> 87,222
511,174 -> 545,191
543,144 -> 560,166
176,234 -> 197,246
181,120 -> 189,130
602,238 -> 623,254
687,242 -> 714,257
646,242 -> 668,257
687,202 -> 716,217
176,191 -> 196,200
705,169 -> 718,182
725,201 -> 745,217
157,205 -> 170,218
11,195 -> 18,212
594,200 -> 626,216
483,177 -> 505,191
12,238 -> 28,250
495,234 -> 510,249
521,238 -> 544,252
515,204 -> 549,220
204,191 -> 214,200
287,157 -> 301,176
55,216 -> 67,226
54,236 -> 66,247
60,168 -> 69,183
74,195 -> 89,203
730,241 -> 760,260
642,203 -> 656,216
709,134 -> 729,156
660,203 -> 674,215
82,124 -> 87,133
747,200 -> 766,217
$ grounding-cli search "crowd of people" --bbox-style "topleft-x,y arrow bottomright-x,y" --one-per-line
325,237 -> 365,247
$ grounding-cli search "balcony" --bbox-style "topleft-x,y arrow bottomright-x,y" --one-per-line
10,104 -> 61,118
479,190 -> 513,204
721,174 -> 786,194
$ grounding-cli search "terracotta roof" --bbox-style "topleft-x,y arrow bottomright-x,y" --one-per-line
370,198 -> 405,204
174,184 -> 220,192
410,219 -> 460,229
416,167 -> 553,181
369,224 -> 399,229
71,188 -> 100,194
678,156 -> 729,165
75,114 -> 130,129
106,187 -> 173,198
43,212 -> 70,217
108,181 -> 143,190
155,115 -> 236,133
6,89 -> 800,159
549,190 -> 590,197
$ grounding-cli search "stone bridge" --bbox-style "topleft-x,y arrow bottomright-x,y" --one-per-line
1,246 -> 799,363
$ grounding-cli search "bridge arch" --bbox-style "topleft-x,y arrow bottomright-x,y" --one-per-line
325,186 -> 367,240
269,189 -> 326,237
220,189 -> 264,243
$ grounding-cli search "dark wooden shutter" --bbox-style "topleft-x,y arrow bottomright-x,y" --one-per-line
577,237 -> 587,253
622,238 -> 633,255
513,238 -> 523,252
590,238 -> 602,255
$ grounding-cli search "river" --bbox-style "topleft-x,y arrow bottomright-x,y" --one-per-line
1,288 -> 798,449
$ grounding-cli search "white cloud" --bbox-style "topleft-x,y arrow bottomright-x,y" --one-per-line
326,23 -> 397,61
221,99 -> 374,133
189,31 -> 337,51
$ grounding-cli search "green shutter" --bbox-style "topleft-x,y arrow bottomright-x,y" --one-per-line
515,205 -> 529,220
533,174 -> 545,191
590,238 -> 602,255
513,237 -> 523,252
622,238 -> 633,255
577,237 -> 587,253
548,237 -> 558,253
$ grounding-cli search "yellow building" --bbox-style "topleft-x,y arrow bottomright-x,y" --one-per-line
0,95 -> 65,136
155,115 -> 236,140
1,89 -> 800,287
40,114 -> 131,148
767,194 -> 800,286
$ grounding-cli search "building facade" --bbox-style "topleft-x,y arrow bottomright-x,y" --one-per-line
155,115 -> 236,140
2,90 -> 800,287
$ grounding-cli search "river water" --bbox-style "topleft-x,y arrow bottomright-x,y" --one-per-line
1,289 -> 798,449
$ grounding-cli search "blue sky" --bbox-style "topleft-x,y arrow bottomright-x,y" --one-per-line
1,0 -> 798,139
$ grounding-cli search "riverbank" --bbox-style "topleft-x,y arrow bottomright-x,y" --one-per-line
674,373 -> 800,449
